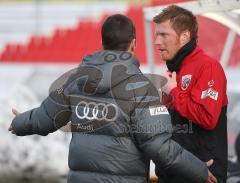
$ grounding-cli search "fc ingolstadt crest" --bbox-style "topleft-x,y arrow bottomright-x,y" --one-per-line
181,74 -> 192,90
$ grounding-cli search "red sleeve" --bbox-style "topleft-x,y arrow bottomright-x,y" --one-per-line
170,62 -> 227,130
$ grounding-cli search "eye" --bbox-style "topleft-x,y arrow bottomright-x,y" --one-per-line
156,32 -> 167,37
160,33 -> 167,37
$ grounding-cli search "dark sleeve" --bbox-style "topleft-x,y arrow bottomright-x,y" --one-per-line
130,75 -> 208,183
12,98 -> 71,136
11,75 -> 72,136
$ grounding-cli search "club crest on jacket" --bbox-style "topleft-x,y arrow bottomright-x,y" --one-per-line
181,74 -> 192,90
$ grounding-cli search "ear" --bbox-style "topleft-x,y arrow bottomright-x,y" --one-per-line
130,38 -> 136,53
180,30 -> 191,46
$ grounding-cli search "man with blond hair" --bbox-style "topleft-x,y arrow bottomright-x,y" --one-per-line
154,5 -> 228,183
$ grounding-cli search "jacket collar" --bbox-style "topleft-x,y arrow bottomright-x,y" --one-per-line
181,46 -> 203,67
166,39 -> 197,73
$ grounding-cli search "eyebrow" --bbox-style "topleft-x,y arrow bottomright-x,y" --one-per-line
155,32 -> 168,36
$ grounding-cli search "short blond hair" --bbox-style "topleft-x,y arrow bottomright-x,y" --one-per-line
153,5 -> 198,39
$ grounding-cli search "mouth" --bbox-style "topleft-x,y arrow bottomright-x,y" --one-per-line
159,49 -> 167,53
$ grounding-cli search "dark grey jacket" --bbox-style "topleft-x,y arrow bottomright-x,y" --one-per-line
11,50 -> 208,183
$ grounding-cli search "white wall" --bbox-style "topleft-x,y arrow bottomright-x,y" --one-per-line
0,1 -> 128,51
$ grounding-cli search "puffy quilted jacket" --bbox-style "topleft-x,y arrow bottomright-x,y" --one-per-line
11,50 -> 208,183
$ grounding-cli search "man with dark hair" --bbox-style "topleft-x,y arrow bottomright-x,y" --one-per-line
101,14 -> 136,51
9,14 -> 216,183
154,5 -> 228,183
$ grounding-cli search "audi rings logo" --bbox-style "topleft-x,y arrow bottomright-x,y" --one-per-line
75,101 -> 118,121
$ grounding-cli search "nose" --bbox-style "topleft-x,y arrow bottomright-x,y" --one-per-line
154,35 -> 162,46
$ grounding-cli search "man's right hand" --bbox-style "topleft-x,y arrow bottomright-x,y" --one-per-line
8,108 -> 20,134
205,159 -> 217,183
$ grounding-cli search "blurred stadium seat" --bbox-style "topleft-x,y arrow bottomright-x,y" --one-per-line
0,6 -> 149,63
0,0 -> 239,67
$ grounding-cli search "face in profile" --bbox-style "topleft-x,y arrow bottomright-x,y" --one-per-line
154,20 -> 183,61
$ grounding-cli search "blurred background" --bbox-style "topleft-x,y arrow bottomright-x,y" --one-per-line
0,0 -> 239,182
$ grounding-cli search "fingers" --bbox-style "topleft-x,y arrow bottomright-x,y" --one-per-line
8,126 -> 16,134
210,172 -> 217,183
10,108 -> 19,134
167,71 -> 172,78
8,125 -> 12,131
210,174 -> 217,183
171,72 -> 176,79
164,72 -> 171,79
206,170 -> 218,183
206,159 -> 214,167
8,125 -> 16,134
206,160 -> 216,183
166,71 -> 176,80
12,108 -> 20,116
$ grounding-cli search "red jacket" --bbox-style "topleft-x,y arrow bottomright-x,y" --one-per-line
170,47 -> 228,130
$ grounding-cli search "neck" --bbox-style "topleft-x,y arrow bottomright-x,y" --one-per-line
166,39 -> 197,73
127,48 -> 135,56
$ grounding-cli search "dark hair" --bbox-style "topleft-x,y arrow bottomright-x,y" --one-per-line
153,5 -> 198,40
101,14 -> 136,51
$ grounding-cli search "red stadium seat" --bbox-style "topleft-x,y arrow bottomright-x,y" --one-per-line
0,2 -> 239,67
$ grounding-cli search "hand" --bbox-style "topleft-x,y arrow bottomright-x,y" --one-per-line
161,71 -> 177,94
205,159 -> 217,183
12,108 -> 20,116
8,108 -> 20,134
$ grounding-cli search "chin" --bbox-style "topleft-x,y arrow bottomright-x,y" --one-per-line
164,55 -> 174,61
161,56 -> 169,61
160,55 -> 166,61
161,54 -> 171,61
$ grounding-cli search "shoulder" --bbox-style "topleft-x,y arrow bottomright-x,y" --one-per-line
196,50 -> 225,74
127,74 -> 159,98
